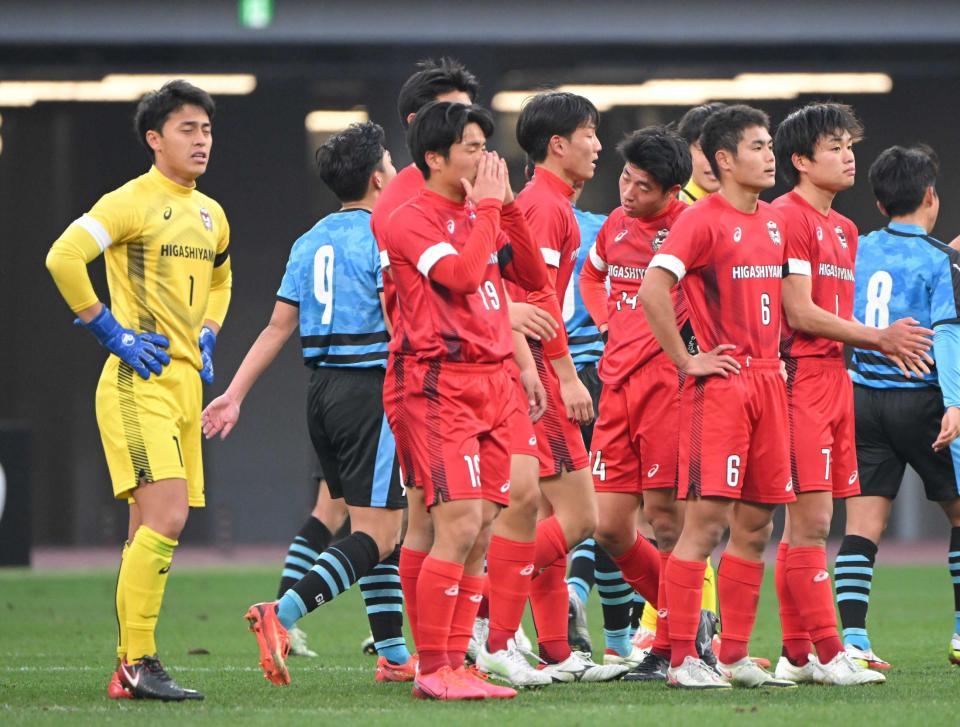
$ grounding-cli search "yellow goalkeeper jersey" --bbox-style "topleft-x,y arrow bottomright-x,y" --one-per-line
47,165 -> 232,369
678,178 -> 709,206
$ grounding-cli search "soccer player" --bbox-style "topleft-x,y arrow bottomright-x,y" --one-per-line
383,101 -> 547,699
771,103 -> 933,685
677,103 -> 727,205
640,105 -> 797,689
837,144 -> 960,669
45,80 -> 229,701
202,122 -> 412,686
508,91 -> 634,682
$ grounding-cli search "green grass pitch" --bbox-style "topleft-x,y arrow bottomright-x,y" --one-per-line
1,563 -> 957,725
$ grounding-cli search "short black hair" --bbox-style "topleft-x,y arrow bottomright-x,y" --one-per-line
677,102 -> 727,146
134,79 -> 215,159
617,126 -> 692,192
407,101 -> 494,179
774,103 -> 864,187
396,58 -> 480,129
315,121 -> 388,203
868,144 -> 939,218
516,91 -> 599,164
700,104 -> 770,179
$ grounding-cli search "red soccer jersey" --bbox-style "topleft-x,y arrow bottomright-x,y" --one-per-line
509,167 -> 580,359
651,193 -> 787,361
586,199 -> 689,386
371,163 -> 425,327
774,190 -> 858,360
384,189 -> 515,363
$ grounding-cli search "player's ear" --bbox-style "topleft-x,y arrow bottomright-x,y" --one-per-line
548,134 -> 566,158
425,150 -> 444,175
791,152 -> 807,177
923,186 -> 937,207
145,129 -> 163,153
875,200 -> 888,217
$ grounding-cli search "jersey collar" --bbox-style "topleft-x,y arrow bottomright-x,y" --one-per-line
148,165 -> 196,197
680,178 -> 708,203
532,166 -> 575,201
885,221 -> 929,237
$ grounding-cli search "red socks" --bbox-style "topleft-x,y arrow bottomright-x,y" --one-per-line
399,546 -> 427,643
415,556 -> 463,674
785,545 -> 843,663
611,531 -> 661,605
486,535 -> 536,652
533,516 -> 569,571
665,555 -> 706,667
530,556 -> 570,663
717,554 -> 764,665
651,551 -> 671,657
776,542 -> 812,665
448,574 -> 485,668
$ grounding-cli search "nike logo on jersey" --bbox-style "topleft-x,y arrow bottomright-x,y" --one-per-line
444,585 -> 460,597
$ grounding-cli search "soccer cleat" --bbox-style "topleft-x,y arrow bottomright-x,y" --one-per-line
845,644 -> 891,670
539,650 -> 630,683
514,624 -> 534,654
466,616 -> 489,664
696,609 -> 719,667
107,668 -> 133,699
288,626 -> 318,658
456,666 -> 517,699
119,656 -> 204,701
567,586 -> 592,654
412,665 -> 487,700
602,646 -> 646,667
375,654 -> 418,682
713,634 -> 771,669
817,651 -> 886,685
632,624 -> 655,655
718,656 -> 797,688
476,639 -> 553,687
774,655 -> 823,684
245,602 -> 291,686
667,656 -> 732,690
361,632 -> 377,656
623,650 -> 670,682
950,634 -> 960,666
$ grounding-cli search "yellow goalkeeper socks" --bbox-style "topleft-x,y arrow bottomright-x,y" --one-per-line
121,525 -> 177,662
115,541 -> 130,662
701,558 -> 717,614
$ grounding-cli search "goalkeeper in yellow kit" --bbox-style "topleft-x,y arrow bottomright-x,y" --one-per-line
45,80 -> 231,701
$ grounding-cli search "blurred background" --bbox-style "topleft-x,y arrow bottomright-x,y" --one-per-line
2,0 -> 959,557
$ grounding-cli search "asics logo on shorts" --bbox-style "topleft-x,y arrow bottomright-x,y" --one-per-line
657,609 -> 668,619
529,437 -> 537,446
785,480 -> 794,492
647,464 -> 660,478
848,470 -> 859,485
444,585 -> 459,597
500,481 -> 511,493
520,564 -> 534,576
469,594 -> 484,603
814,570 -> 829,583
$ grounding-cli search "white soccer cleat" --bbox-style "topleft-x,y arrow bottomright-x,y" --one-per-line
476,639 -> 553,688
514,624 -> 534,654
950,634 -> 960,666
602,645 -> 646,667
666,656 -> 731,689
632,624 -> 656,655
288,626 -> 318,658
844,644 -> 891,670
539,650 -> 630,683
719,656 -> 797,688
817,651 -> 886,685
466,617 -> 489,664
774,654 -> 822,684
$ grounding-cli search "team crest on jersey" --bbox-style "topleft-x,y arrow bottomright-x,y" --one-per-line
733,226 -> 742,243
199,207 -> 213,231
834,225 -> 848,249
766,220 -> 781,245
614,229 -> 629,242
651,228 -> 669,252
816,226 -> 823,241
447,219 -> 456,234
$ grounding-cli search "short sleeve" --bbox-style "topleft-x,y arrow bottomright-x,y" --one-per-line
649,208 -> 712,281
930,248 -> 960,327
276,249 -> 301,306
783,208 -> 813,276
373,237 -> 384,292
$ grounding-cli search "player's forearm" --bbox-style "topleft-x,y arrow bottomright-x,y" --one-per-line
501,203 -> 547,291
548,350 -> 579,384
579,260 -> 609,329
934,324 -> 960,408
639,273 -> 690,369
429,201 -> 501,293
783,295 -> 880,349
223,316 -> 296,406
45,234 -> 102,313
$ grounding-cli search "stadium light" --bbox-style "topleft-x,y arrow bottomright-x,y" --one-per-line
491,73 -> 894,112
0,74 -> 257,107
304,109 -> 369,133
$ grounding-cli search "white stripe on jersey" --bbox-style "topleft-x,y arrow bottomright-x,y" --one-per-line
417,242 -> 457,277
74,214 -> 113,252
588,244 -> 607,272
541,247 -> 561,267
649,253 -> 686,281
786,258 -> 812,276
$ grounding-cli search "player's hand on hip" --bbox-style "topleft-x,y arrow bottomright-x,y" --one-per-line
680,344 -> 741,379
520,367 -> 547,422
75,306 -> 170,380
462,151 -> 506,205
508,301 -> 559,341
933,406 -> 960,452
201,394 -> 240,440
198,326 -> 217,384
559,375 -> 594,424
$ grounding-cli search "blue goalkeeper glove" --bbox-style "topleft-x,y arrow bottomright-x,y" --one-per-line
75,306 -> 170,380
198,325 -> 217,384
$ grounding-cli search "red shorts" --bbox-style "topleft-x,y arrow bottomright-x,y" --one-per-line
678,359 -> 795,505
506,363 -> 540,459
785,357 -> 859,498
384,356 -> 516,510
529,341 -> 590,478
591,352 -> 683,493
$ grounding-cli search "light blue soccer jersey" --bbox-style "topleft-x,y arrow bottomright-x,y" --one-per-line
850,222 -> 960,389
277,209 -> 388,368
567,208 -> 607,370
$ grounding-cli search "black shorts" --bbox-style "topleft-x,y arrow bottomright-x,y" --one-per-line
309,450 -> 325,482
854,384 -> 960,502
577,362 -> 603,451
306,366 -> 406,510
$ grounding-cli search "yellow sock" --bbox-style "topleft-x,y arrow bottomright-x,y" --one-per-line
700,557 -> 717,613
115,542 -> 130,662
122,525 -> 177,662
640,600 -> 658,633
